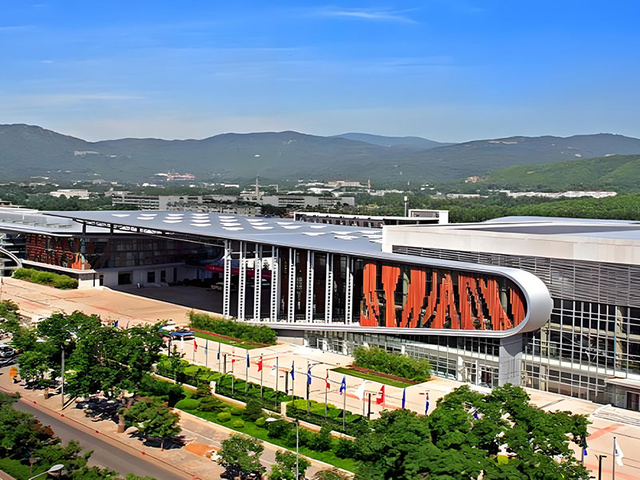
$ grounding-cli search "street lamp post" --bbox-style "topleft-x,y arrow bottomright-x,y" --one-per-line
597,454 -> 607,480
28,464 -> 64,480
60,349 -> 65,409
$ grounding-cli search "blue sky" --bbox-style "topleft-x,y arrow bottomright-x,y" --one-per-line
1,1 -> 639,142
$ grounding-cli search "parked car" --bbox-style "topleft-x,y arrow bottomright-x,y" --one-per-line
0,344 -> 16,358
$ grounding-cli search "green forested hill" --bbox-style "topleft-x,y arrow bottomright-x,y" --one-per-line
482,154 -> 640,192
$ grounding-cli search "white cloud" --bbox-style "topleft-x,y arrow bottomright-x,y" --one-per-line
310,6 -> 419,23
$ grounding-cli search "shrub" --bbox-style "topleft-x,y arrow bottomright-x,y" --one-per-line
188,311 -> 277,345
255,416 -> 267,428
230,406 -> 245,416
309,425 -> 332,451
217,411 -> 232,422
353,346 -> 431,381
244,399 -> 264,422
196,381 -> 211,398
232,420 -> 245,428
175,398 -> 200,411
199,396 -> 222,412
12,268 -> 78,289
267,419 -> 290,439
334,437 -> 357,458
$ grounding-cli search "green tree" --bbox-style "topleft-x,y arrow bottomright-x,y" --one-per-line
17,349 -> 50,385
0,403 -> 56,458
268,450 -> 311,480
123,398 -> 181,450
218,433 -> 265,479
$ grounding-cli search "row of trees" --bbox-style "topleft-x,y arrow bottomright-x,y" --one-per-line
0,392 -> 155,480
352,345 -> 431,382
7,308 -> 182,449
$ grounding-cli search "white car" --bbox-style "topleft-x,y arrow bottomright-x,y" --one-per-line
0,344 -> 16,358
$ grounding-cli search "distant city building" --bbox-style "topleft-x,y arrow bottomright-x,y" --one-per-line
154,172 -> 196,181
49,189 -> 90,200
110,192 -> 261,215
294,210 -> 448,228
499,190 -> 618,199
261,195 -> 355,208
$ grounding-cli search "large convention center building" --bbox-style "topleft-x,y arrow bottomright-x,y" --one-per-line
1,207 -> 639,411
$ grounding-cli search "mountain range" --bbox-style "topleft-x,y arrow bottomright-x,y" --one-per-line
1,124 -> 640,185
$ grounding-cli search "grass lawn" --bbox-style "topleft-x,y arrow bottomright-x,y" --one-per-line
193,331 -> 263,350
183,409 -> 357,472
0,457 -> 46,480
333,367 -> 415,389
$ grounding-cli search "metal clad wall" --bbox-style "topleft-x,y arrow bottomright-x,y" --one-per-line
393,245 -> 640,308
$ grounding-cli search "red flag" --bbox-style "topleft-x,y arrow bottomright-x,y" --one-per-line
193,339 -> 198,351
232,348 -> 236,364
257,355 -> 263,372
376,385 -> 385,405
325,370 -> 331,389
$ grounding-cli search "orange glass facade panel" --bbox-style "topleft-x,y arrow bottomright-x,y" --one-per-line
359,262 -> 527,331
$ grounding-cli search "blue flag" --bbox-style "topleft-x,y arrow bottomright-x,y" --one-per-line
246,353 -> 250,368
307,366 -> 312,385
217,343 -> 221,360
113,320 -> 118,328
339,376 -> 346,395
470,406 -> 479,419
290,361 -> 295,380
402,389 -> 406,409
582,448 -> 588,457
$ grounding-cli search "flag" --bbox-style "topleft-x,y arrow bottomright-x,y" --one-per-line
339,376 -> 346,395
325,370 -> 331,389
232,348 -> 236,364
307,366 -> 312,385
582,447 -> 588,457
246,353 -> 250,369
126,319 -> 130,329
113,320 -> 119,328
193,339 -> 198,351
290,361 -> 295,380
470,406 -> 479,419
271,361 -> 277,377
257,355 -> 263,372
376,385 -> 385,405
355,381 -> 367,401
614,437 -> 624,466
402,389 -> 406,409
216,343 -> 221,360
425,393 -> 430,415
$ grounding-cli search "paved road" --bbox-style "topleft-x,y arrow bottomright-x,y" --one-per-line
13,399 -> 190,480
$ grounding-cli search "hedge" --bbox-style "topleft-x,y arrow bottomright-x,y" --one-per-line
215,374 -> 292,412
353,346 -> 431,382
12,268 -> 78,289
188,311 -> 277,345
286,399 -> 370,436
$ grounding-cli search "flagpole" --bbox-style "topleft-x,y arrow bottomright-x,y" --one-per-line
343,381 -> 347,431
192,339 -> 196,362
275,357 -> 279,407
292,361 -> 295,399
613,436 -> 616,480
245,352 -> 249,393
218,343 -> 222,373
260,354 -> 264,398
324,369 -> 329,419
205,339 -> 209,367
306,361 -> 310,417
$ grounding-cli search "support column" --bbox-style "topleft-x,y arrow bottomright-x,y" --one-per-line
288,248 -> 296,322
237,241 -> 247,321
499,334 -> 523,386
270,247 -> 280,322
345,256 -> 353,324
223,240 -> 232,318
253,244 -> 263,321
325,253 -> 333,323
306,251 -> 315,322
